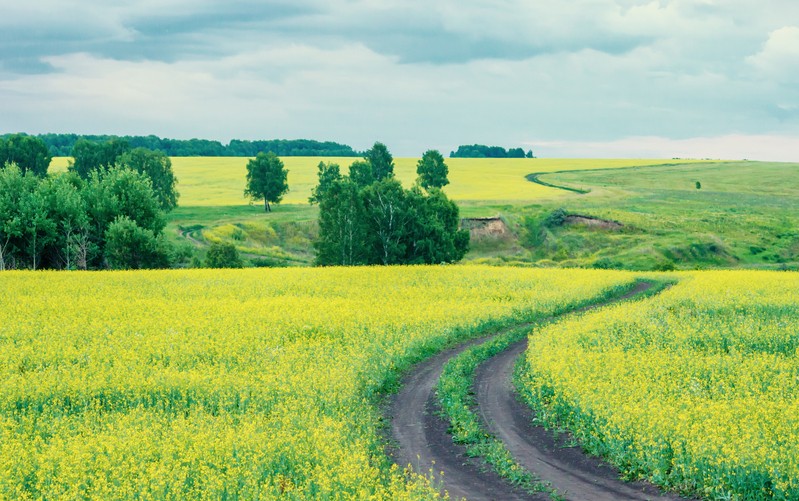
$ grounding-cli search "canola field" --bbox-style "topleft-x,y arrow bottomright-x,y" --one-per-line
52,157 -> 705,205
520,270 -> 799,500
170,157 -> 705,205
0,266 -> 635,500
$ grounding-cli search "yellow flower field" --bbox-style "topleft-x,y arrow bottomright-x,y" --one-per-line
50,157 -> 705,205
0,266 -> 635,499
520,271 -> 799,500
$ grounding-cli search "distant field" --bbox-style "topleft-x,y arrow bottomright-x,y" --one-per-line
51,157 -> 707,205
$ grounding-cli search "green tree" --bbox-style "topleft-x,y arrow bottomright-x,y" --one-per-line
244,152 -> 289,212
204,242 -> 244,268
0,165 -> 39,270
70,138 -> 131,179
104,215 -> 170,270
364,142 -> 394,181
404,187 -> 469,264
39,173 -> 89,270
118,148 -> 179,211
416,149 -> 449,190
0,134 -> 52,177
82,166 -> 166,267
348,160 -> 374,188
362,178 -> 409,265
309,161 -> 341,204
314,178 -> 368,266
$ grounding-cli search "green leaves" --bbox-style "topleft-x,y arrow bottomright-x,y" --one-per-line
244,152 -> 289,212
416,149 -> 449,190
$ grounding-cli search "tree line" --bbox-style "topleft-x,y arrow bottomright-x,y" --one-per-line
2,133 -> 361,157
450,144 -> 534,158
2,134 -> 470,269
0,135 -> 180,270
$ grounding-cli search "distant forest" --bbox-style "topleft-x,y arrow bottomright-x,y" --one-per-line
450,144 -> 534,159
1,133 -> 362,157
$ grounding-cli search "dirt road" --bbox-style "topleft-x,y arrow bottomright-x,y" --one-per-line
389,282 -> 688,500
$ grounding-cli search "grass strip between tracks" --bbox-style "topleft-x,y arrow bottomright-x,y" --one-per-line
435,279 -> 672,499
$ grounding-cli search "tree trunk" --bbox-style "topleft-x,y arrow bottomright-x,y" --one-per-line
264,199 -> 270,212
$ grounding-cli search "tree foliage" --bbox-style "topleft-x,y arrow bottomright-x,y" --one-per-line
70,138 -> 131,178
204,242 -> 244,268
105,216 -> 170,270
308,161 -> 342,205
0,134 -> 52,177
314,178 -> 368,266
0,163 -> 171,270
10,133 -> 361,157
416,149 -> 449,190
314,143 -> 469,266
245,152 -> 289,212
118,148 -> 179,211
450,144 -> 534,158
364,142 -> 394,182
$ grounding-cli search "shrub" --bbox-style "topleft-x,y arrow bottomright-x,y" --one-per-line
205,242 -> 243,268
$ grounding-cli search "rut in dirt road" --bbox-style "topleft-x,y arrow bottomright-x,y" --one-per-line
389,282 -> 690,501
475,338 -> 683,501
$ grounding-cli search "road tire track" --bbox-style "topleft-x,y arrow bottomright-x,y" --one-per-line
389,282 -> 688,500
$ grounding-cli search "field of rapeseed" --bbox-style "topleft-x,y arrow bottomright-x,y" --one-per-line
0,266 -> 635,499
520,270 -> 799,500
51,156 -> 703,205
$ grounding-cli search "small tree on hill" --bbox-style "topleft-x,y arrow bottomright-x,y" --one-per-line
245,152 -> 288,212
416,149 -> 449,190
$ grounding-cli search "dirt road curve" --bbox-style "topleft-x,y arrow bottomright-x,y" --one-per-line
389,282 -> 688,500
389,328 -> 541,500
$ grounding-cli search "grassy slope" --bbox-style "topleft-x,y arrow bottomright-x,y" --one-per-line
526,161 -> 799,269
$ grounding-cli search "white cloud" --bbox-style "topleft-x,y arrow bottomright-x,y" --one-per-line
747,26 -> 799,83
2,1 -> 799,156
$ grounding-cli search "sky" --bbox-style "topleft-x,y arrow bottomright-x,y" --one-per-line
1,0 -> 798,159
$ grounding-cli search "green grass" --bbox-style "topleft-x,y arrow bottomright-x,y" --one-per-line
521,161 -> 799,270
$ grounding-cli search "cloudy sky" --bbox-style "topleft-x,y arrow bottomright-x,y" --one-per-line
1,1 -> 798,159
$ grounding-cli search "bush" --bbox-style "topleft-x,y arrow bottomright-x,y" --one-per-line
543,208 -> 569,228
105,216 -> 170,269
205,242 -> 243,268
